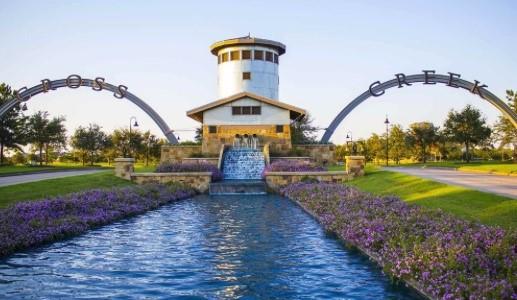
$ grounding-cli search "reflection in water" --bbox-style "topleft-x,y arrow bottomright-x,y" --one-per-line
0,195 -> 422,299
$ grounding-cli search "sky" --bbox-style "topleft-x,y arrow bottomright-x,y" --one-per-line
1,0 -> 516,144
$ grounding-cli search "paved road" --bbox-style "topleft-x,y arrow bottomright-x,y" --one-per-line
0,169 -> 105,187
384,167 -> 517,199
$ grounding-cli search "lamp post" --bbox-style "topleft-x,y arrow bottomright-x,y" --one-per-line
346,131 -> 354,155
384,116 -> 390,166
129,116 -> 138,157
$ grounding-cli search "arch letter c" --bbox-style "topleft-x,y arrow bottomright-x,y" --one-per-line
369,81 -> 385,97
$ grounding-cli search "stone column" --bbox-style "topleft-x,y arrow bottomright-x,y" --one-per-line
345,156 -> 365,177
114,158 -> 135,180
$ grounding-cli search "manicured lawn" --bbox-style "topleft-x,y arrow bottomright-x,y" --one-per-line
401,161 -> 517,175
346,166 -> 517,229
0,171 -> 133,208
134,163 -> 157,172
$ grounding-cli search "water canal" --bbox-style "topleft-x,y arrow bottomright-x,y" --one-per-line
0,195 -> 422,299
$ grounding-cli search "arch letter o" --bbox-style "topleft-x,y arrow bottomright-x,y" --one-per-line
66,74 -> 82,88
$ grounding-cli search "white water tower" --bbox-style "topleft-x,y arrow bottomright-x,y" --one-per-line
210,36 -> 286,100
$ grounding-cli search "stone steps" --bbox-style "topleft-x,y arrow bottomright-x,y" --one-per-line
209,180 -> 267,195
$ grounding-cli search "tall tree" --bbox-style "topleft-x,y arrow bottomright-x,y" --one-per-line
194,126 -> 203,143
26,111 -> 67,165
443,105 -> 491,163
493,90 -> 517,160
388,124 -> 406,164
71,124 -> 108,166
110,128 -> 144,159
406,122 -> 438,163
291,114 -> 318,144
365,134 -> 383,163
0,84 -> 27,164
142,131 -> 161,166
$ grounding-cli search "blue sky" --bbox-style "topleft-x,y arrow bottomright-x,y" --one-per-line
1,0 -> 516,143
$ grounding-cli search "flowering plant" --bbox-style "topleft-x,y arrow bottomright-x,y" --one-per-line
281,182 -> 517,300
0,184 -> 195,257
156,162 -> 223,181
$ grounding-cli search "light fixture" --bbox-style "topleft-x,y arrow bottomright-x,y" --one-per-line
384,116 -> 390,125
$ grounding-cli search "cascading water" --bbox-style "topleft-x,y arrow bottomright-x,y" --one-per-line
222,148 -> 265,180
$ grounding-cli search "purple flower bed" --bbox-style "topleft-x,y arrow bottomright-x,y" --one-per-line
0,184 -> 195,258
281,182 -> 517,300
155,162 -> 223,181
263,160 -> 326,174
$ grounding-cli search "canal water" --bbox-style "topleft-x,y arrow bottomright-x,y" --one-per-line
0,195 -> 422,299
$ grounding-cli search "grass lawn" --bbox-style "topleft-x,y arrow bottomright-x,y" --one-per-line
134,163 -> 157,172
400,161 -> 517,175
0,171 -> 133,208
345,166 -> 516,229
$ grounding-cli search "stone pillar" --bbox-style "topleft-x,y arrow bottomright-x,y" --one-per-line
345,156 -> 365,177
114,158 -> 135,180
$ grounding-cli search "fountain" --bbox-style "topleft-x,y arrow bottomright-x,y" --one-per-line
209,139 -> 267,195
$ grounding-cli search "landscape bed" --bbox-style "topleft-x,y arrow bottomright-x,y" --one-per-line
0,183 -> 196,257
280,182 -> 517,300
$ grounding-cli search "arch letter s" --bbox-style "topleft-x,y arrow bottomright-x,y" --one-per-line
114,85 -> 128,99
93,77 -> 105,91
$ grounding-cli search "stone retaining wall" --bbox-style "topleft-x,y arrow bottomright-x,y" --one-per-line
160,145 -> 202,163
265,171 -> 351,192
270,157 -> 312,164
181,158 -> 219,165
130,172 -> 212,193
293,144 -> 336,165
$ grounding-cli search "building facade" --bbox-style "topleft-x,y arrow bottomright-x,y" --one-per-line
187,36 -> 306,155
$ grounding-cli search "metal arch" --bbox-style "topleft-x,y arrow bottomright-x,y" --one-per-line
321,73 -> 517,143
0,78 -> 178,144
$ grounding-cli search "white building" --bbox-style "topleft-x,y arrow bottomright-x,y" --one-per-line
187,36 -> 306,155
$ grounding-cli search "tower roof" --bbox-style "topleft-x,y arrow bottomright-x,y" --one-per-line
210,36 -> 286,55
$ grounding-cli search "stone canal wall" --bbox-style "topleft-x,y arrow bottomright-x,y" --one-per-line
130,172 -> 212,193
264,171 -> 351,192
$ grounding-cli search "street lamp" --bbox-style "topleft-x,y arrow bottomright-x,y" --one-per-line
129,116 -> 138,157
346,131 -> 355,155
384,116 -> 390,166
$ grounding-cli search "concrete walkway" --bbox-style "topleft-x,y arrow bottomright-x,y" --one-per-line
0,169 -> 105,187
384,167 -> 517,199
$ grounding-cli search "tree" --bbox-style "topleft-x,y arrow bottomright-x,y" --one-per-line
71,124 -> 108,166
0,84 -> 27,164
110,128 -> 144,159
406,122 -> 438,163
443,105 -> 491,163
493,90 -> 517,160
291,114 -> 318,144
388,124 -> 406,164
26,111 -> 67,165
365,134 -> 383,163
194,126 -> 203,143
142,131 -> 161,166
